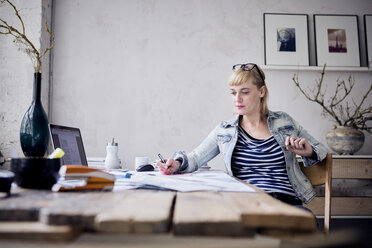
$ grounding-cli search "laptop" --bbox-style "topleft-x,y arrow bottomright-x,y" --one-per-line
49,124 -> 88,166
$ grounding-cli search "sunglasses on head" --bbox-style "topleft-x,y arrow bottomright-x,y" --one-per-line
232,63 -> 265,84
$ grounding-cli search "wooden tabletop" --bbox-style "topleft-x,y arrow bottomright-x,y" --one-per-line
0,183 -> 317,241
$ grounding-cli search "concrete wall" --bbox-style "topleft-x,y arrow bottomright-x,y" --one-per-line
49,0 -> 372,170
1,0 -> 371,170
0,0 -> 52,158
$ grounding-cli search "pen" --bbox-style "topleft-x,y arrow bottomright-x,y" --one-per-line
158,153 -> 171,173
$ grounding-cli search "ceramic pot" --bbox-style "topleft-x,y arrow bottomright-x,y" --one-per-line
20,73 -> 50,157
326,126 -> 365,155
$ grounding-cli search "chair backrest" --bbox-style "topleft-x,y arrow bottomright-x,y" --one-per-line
299,154 -> 333,234
299,154 -> 332,185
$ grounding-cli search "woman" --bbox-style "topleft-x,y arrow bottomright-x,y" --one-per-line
157,63 -> 328,205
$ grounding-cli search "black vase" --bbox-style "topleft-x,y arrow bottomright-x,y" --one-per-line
20,73 -> 50,157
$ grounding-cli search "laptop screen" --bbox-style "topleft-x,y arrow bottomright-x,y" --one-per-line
49,124 -> 88,165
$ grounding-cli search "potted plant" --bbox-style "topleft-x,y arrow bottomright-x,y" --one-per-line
292,65 -> 372,154
0,0 -> 54,157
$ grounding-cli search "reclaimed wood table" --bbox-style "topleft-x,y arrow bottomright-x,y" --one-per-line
0,182 -> 317,242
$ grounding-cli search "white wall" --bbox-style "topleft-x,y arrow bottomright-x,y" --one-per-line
2,0 -> 371,170
0,0 -> 52,158
51,0 -> 372,170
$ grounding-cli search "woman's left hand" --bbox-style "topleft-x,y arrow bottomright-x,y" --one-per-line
285,137 -> 314,157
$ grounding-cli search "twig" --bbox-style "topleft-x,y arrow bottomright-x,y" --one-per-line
347,83 -> 372,125
292,64 -> 372,134
40,22 -> 54,58
292,65 -> 343,125
0,0 -> 55,72
6,0 -> 24,34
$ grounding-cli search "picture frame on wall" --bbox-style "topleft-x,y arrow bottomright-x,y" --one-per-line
264,13 -> 309,66
365,15 -> 372,67
314,14 -> 360,67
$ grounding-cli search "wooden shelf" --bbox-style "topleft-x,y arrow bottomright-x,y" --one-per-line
332,155 -> 372,159
306,156 -> 372,216
296,155 -> 372,159
262,65 -> 371,72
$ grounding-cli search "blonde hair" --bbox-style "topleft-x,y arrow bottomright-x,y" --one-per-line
228,64 -> 269,118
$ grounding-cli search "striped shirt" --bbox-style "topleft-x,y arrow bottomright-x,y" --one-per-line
231,126 -> 297,196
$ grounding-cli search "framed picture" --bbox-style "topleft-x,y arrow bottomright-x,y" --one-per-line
264,13 -> 309,66
314,15 -> 360,67
365,15 -> 372,66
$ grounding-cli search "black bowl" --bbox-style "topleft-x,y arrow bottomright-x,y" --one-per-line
10,158 -> 61,189
0,170 -> 14,196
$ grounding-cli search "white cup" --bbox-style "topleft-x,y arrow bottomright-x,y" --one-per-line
135,157 -> 150,170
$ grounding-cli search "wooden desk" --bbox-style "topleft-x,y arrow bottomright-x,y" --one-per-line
0,181 -> 317,241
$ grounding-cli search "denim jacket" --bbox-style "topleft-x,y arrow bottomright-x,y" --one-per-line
172,111 -> 328,204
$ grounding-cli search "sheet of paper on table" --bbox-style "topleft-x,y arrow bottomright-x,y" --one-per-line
110,170 -> 257,193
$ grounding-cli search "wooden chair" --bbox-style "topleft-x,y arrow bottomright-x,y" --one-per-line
299,154 -> 333,234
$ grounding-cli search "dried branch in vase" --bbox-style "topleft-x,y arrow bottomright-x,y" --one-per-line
292,64 -> 372,134
0,0 -> 54,72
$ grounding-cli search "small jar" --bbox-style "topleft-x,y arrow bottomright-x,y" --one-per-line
105,139 -> 120,169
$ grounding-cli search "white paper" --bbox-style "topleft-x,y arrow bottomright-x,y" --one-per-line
112,170 -> 256,193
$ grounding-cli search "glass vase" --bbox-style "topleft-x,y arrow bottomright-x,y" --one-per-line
20,72 -> 50,157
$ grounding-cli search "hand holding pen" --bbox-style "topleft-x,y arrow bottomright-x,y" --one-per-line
157,153 -> 180,175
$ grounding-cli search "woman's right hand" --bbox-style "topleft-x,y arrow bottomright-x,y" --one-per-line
156,158 -> 181,175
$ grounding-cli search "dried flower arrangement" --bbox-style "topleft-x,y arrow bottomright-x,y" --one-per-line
292,65 -> 372,134
0,0 -> 54,72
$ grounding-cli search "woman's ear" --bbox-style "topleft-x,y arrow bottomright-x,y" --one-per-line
259,86 -> 266,98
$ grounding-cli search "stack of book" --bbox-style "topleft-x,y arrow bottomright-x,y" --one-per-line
52,165 -> 115,192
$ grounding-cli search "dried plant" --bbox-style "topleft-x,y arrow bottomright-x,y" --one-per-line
0,0 -> 54,72
292,65 -> 372,134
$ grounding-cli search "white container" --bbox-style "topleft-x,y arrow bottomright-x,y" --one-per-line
105,139 -> 120,169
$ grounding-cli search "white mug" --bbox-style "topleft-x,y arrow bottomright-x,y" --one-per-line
135,157 -> 150,170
